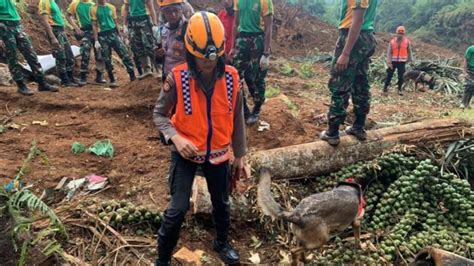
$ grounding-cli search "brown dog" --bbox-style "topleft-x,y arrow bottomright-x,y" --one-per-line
257,169 -> 363,263
402,70 -> 436,91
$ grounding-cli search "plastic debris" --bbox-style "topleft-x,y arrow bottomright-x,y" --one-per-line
71,142 -> 86,155
257,121 -> 271,132
32,120 -> 48,126
88,140 -> 115,158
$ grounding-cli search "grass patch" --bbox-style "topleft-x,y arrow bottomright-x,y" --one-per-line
278,63 -> 297,77
299,63 -> 316,79
265,85 -> 281,98
448,108 -> 474,123
279,94 -> 299,118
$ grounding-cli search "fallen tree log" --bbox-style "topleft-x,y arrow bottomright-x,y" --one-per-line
249,119 -> 472,180
412,247 -> 474,266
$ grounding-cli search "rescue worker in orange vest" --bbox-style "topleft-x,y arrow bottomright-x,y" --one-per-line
153,11 -> 247,265
383,26 -> 413,96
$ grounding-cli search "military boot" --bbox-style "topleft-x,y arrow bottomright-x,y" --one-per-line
138,56 -> 153,79
108,70 -> 118,88
78,72 -> 87,86
60,73 -> 78,87
16,80 -> 34,96
95,70 -> 107,84
67,71 -> 81,87
320,123 -> 340,146
129,71 -> 136,82
246,100 -> 263,125
38,78 -> 59,92
346,115 -> 367,141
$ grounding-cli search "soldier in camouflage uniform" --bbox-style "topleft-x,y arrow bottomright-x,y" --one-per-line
39,0 -> 80,87
232,0 -> 273,125
92,0 -> 136,87
121,4 -> 143,76
461,45 -> 474,109
67,0 -> 106,85
320,0 -> 378,146
123,0 -> 157,79
0,0 -> 58,95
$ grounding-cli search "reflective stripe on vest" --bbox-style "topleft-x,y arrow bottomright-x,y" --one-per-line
391,37 -> 409,62
171,63 -> 240,165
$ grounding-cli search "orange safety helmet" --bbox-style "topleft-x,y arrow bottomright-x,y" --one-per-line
157,0 -> 183,8
396,26 -> 406,34
184,11 -> 225,60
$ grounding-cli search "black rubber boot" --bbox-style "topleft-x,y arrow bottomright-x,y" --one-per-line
67,71 -> 81,87
213,240 -> 240,265
95,70 -> 107,84
16,80 -> 34,96
129,71 -> 136,81
38,79 -> 59,92
78,72 -> 87,86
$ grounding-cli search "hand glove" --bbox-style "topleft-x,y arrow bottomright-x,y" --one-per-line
94,41 -> 101,50
152,25 -> 159,33
123,26 -> 128,34
260,54 -> 270,71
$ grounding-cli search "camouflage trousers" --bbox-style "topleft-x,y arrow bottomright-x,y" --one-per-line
328,30 -> 376,127
232,33 -> 267,115
0,21 -> 45,82
462,69 -> 474,106
79,29 -> 105,74
51,26 -> 75,74
98,30 -> 134,74
129,17 -> 155,59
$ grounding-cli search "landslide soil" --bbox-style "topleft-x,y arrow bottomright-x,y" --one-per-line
0,0 -> 465,264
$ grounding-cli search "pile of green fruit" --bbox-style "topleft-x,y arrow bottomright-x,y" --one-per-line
96,200 -> 162,229
311,154 -> 474,264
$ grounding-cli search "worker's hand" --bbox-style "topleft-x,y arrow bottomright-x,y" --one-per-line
155,47 -> 165,58
94,41 -> 101,50
123,26 -> 128,35
336,52 -> 350,72
152,25 -> 159,34
260,54 -> 270,71
230,157 -> 247,193
51,37 -> 60,49
228,48 -> 235,61
0,40 -> 5,50
74,28 -> 84,36
387,62 -> 393,69
171,134 -> 198,159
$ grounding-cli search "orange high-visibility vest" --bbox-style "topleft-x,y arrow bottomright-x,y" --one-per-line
391,37 -> 410,62
171,63 -> 240,165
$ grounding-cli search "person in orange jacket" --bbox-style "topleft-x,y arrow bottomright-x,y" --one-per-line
153,11 -> 247,265
383,25 -> 413,96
